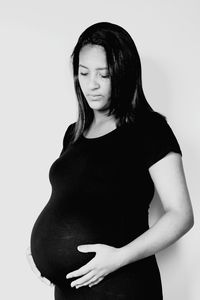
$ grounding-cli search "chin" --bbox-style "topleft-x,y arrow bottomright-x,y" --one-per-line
88,102 -> 108,110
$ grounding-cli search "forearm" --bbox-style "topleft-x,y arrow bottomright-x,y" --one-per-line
117,210 -> 193,268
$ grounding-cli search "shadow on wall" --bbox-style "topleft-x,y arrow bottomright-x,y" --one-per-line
144,56 -> 197,299
143,54 -> 181,296
141,56 -> 173,116
149,191 -> 191,300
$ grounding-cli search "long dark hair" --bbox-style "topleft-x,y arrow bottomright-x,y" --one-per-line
69,21 -> 156,142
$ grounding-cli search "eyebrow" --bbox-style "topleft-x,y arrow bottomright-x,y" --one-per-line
79,64 -> 108,70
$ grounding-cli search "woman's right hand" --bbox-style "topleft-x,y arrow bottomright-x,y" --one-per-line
26,246 -> 54,287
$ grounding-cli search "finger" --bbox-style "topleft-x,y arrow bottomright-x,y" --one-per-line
27,258 -> 41,277
77,244 -> 98,253
75,274 -> 100,288
48,282 -> 55,288
40,276 -> 53,286
26,246 -> 31,256
26,253 -> 41,277
26,253 -> 36,269
89,277 -> 104,288
66,261 -> 93,279
25,248 -> 54,287
70,270 -> 95,288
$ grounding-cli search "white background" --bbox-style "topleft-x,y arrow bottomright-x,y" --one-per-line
0,1 -> 199,299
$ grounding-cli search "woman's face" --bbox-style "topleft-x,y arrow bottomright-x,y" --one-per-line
78,44 -> 112,112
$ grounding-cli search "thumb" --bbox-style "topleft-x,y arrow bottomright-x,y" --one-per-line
77,244 -> 97,253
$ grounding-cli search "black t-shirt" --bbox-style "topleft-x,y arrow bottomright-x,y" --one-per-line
30,111 -> 181,299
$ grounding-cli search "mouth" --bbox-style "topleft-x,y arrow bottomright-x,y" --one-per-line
88,95 -> 103,100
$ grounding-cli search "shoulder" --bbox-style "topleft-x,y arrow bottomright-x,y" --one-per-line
62,121 -> 76,144
135,111 -> 167,131
67,121 -> 76,131
64,121 -> 76,136
134,111 -> 176,141
133,111 -> 182,168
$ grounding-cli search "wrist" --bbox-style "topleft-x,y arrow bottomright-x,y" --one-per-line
116,246 -> 136,268
116,246 -> 129,268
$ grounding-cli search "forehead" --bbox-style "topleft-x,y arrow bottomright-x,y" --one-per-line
79,45 -> 108,68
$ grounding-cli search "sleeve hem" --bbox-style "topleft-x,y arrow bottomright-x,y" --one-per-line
147,148 -> 182,169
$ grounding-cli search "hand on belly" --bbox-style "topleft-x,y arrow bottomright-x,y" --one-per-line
66,243 -> 122,289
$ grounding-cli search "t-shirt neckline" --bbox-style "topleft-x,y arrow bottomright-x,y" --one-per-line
80,122 -> 130,141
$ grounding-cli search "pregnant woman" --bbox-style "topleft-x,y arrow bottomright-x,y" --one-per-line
29,22 -> 194,299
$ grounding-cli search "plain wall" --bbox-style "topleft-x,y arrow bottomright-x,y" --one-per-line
0,0 -> 199,299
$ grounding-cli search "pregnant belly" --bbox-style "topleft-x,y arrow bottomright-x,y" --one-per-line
30,205 -> 98,285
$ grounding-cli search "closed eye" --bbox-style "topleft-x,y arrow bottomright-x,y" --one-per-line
79,72 -> 110,78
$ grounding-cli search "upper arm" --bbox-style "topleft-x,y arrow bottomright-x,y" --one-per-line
149,152 -> 194,225
59,122 -> 75,156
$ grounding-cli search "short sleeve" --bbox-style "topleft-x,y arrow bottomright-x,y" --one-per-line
59,122 -> 75,156
141,112 -> 182,168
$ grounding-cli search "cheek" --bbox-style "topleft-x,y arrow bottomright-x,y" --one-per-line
105,82 -> 112,96
78,78 -> 86,93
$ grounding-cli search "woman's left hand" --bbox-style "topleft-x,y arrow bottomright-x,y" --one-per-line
66,244 -> 122,289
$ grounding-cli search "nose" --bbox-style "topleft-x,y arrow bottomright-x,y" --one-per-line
88,75 -> 100,90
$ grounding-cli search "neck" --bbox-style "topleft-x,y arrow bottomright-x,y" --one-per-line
93,110 -> 116,126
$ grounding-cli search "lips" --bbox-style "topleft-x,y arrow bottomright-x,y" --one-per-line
88,95 -> 102,100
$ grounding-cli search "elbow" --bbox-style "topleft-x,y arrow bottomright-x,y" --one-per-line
181,209 -> 194,235
169,207 -> 195,237
187,212 -> 194,231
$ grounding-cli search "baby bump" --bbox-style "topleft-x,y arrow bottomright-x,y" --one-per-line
30,206 -> 98,285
